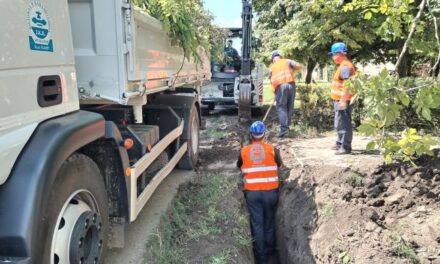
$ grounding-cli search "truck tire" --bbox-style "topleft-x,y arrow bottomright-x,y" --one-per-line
41,154 -> 109,264
178,104 -> 200,170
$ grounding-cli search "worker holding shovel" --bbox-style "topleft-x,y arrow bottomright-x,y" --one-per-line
268,51 -> 302,137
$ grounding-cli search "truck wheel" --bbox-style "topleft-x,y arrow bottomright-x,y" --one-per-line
178,104 -> 200,169
42,154 -> 109,264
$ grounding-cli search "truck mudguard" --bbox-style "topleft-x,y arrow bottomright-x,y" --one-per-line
150,93 -> 200,140
0,111 -> 106,263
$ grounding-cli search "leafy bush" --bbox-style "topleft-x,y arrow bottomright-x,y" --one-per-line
353,71 -> 440,164
296,83 -> 334,132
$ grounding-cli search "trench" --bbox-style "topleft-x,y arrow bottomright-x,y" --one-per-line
274,165 -> 318,264
200,108 -> 319,264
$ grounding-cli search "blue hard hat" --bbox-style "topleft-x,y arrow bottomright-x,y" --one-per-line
329,42 -> 348,55
271,50 -> 281,60
250,121 -> 266,136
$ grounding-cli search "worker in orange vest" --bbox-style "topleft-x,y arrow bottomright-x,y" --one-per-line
269,51 -> 302,137
329,42 -> 356,154
237,121 -> 283,264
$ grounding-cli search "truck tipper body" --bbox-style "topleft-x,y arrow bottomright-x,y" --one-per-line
0,0 -> 209,263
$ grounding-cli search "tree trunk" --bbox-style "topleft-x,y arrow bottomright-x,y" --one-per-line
431,59 -> 440,77
396,52 -> 413,77
305,59 -> 317,84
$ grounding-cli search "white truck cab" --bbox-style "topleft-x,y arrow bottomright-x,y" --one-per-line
0,1 -> 209,263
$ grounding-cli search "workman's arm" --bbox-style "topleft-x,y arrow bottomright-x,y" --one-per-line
339,66 -> 353,80
339,66 -> 355,101
288,60 -> 302,70
237,153 -> 243,168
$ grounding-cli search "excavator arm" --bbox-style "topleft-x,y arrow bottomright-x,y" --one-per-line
238,0 -> 253,121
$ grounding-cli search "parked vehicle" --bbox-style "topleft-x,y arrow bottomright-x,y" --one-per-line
0,1 -> 210,263
201,0 -> 263,119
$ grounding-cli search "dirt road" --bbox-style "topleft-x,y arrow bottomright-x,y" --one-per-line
105,170 -> 195,264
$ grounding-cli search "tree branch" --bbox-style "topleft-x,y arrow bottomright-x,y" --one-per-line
395,0 -> 427,79
427,0 -> 440,78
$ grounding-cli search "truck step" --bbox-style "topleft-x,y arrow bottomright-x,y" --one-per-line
127,125 -> 160,153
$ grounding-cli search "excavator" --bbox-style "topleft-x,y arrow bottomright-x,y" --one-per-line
201,0 -> 264,120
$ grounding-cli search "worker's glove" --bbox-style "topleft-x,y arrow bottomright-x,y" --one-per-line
337,100 -> 348,111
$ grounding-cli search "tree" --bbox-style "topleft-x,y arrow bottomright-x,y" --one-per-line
254,0 -> 440,79
254,0 -> 378,83
344,0 -> 440,77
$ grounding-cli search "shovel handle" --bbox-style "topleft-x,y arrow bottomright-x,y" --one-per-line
262,99 -> 276,123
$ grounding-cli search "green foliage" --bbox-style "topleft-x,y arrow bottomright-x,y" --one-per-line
133,0 -> 224,63
254,0 -> 440,78
321,203 -> 335,219
346,172 -> 363,188
296,83 -> 334,131
392,235 -> 420,264
254,0 -> 376,67
209,250 -> 233,264
344,0 -> 417,40
338,251 -> 351,264
353,71 -> 440,163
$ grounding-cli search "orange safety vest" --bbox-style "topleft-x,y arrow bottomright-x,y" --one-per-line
240,142 -> 279,191
270,59 -> 295,91
331,60 -> 356,101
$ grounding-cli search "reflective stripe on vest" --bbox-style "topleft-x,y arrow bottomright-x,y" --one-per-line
242,166 -> 278,173
240,142 -> 279,191
270,59 -> 295,91
245,176 -> 279,184
331,60 -> 356,101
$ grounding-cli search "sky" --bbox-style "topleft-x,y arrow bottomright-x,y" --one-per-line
203,0 -> 242,28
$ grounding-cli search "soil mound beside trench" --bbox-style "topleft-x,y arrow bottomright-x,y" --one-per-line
275,134 -> 440,264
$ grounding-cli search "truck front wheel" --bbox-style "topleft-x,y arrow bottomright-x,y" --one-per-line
42,154 -> 109,264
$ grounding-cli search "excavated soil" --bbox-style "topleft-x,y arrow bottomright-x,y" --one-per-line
198,108 -> 440,264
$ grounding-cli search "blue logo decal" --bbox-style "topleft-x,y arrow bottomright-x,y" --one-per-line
250,144 -> 266,164
27,2 -> 53,52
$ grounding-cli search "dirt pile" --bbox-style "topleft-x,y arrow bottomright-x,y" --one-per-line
275,134 -> 440,264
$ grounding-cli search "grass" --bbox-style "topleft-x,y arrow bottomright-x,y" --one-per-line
204,126 -> 229,140
392,235 -> 420,264
209,250 -> 233,264
147,174 -> 251,263
346,172 -> 363,188
321,203 -> 335,219
338,251 -> 351,264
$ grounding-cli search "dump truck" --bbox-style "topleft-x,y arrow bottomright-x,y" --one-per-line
0,0 -> 210,263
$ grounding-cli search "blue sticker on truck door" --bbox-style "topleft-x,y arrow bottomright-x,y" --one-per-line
27,2 -> 53,52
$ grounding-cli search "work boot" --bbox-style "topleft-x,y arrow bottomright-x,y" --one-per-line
335,148 -> 351,155
277,130 -> 288,138
331,145 -> 341,150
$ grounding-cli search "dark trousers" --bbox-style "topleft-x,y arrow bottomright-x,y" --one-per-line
276,83 -> 296,133
334,101 -> 353,151
245,189 -> 278,264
